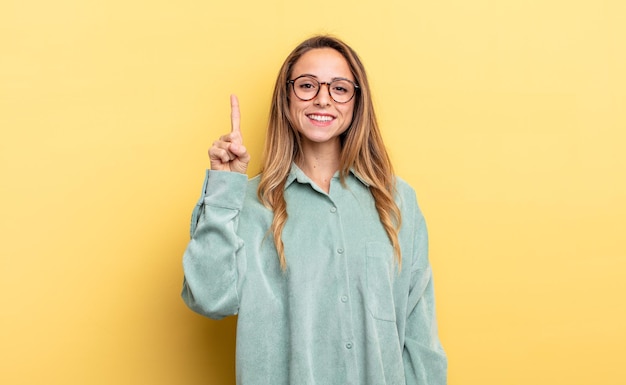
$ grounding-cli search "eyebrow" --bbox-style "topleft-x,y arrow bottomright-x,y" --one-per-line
296,73 -> 354,82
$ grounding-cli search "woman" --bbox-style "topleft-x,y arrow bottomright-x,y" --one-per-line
182,35 -> 447,385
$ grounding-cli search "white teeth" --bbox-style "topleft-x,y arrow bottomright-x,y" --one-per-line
308,114 -> 333,122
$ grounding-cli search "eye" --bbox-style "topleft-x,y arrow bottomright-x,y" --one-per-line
331,80 -> 353,95
294,77 -> 318,91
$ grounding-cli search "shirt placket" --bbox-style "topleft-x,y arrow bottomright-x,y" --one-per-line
327,192 -> 359,385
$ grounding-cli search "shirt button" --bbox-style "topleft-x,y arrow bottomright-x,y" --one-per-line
330,207 -> 337,213
345,342 -> 353,349
341,296 -> 348,303
337,248 -> 344,254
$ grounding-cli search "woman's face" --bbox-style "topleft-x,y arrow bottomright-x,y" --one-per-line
288,48 -> 356,149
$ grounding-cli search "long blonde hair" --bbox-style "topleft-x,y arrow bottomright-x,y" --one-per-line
257,35 -> 402,270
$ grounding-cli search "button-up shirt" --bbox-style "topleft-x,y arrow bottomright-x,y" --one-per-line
182,164 -> 447,385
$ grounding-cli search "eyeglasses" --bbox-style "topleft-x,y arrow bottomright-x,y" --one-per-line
287,75 -> 359,104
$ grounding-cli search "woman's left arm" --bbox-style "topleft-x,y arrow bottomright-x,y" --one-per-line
402,198 -> 448,385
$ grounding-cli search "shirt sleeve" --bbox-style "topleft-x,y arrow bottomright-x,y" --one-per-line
402,200 -> 448,384
181,170 -> 248,320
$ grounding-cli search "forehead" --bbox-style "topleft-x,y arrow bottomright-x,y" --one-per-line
291,48 -> 354,80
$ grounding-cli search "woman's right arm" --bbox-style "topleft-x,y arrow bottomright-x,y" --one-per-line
181,170 -> 248,319
181,95 -> 251,319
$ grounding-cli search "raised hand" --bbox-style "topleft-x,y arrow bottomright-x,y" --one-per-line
208,95 -> 251,174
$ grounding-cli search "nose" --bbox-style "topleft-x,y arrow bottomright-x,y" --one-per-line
314,82 -> 332,106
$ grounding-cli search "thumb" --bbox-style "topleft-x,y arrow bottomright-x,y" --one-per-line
230,143 -> 250,163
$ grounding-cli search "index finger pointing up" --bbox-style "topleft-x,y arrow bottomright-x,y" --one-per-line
230,94 -> 241,134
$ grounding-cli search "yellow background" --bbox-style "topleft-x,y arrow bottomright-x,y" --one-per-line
1,0 -> 624,384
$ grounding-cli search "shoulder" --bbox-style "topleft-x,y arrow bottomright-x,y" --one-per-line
394,175 -> 415,195
394,175 -> 420,211
394,175 -> 427,234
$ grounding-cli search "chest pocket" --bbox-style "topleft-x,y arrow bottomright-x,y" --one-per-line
366,242 -> 397,322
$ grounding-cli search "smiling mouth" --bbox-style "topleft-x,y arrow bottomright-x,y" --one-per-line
307,114 -> 334,122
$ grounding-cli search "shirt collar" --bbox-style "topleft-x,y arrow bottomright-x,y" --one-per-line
285,163 -> 370,190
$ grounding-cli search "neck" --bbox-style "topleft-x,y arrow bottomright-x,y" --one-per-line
297,140 -> 342,193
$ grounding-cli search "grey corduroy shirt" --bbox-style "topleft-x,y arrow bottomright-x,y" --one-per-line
182,164 -> 447,385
